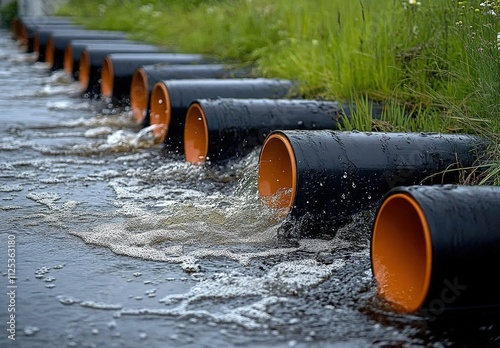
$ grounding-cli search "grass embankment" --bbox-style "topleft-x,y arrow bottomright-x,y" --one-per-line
54,0 -> 500,183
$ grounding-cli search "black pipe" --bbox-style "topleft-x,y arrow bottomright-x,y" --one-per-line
131,64 -> 252,126
64,39 -> 141,79
257,130 -> 486,238
101,53 -> 209,105
46,30 -> 129,71
17,15 -> 75,40
33,26 -> 84,62
371,184 -> 500,314
149,78 -> 296,152
19,21 -> 79,53
78,44 -> 164,98
184,98 -> 352,164
19,16 -> 75,26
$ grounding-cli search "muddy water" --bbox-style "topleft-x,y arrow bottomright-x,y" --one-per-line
1,30 -> 499,348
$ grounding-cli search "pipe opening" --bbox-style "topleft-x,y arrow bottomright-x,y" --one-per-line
33,33 -> 40,52
371,193 -> 432,313
63,45 -> 73,75
20,25 -> 28,47
101,56 -> 113,98
258,133 -> 297,211
12,19 -> 20,38
79,49 -> 90,89
45,37 -> 54,65
184,103 -> 209,164
130,68 -> 148,123
149,82 -> 171,143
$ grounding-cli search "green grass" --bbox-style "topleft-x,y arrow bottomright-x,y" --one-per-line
0,1 -> 17,29
55,0 -> 500,183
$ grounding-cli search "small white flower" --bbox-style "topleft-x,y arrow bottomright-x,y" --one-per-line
98,4 -> 106,16
140,4 -> 154,13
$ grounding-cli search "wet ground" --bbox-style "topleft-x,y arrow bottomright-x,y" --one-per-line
1,29 -> 500,348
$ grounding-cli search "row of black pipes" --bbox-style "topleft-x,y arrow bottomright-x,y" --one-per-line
11,15 -> 500,316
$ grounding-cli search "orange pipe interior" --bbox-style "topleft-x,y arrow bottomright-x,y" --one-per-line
11,19 -> 19,38
130,68 -> 148,123
100,56 -> 113,98
45,37 -> 54,66
63,44 -> 73,75
371,193 -> 433,313
79,49 -> 90,89
33,33 -> 40,52
149,82 -> 171,143
257,133 -> 297,211
184,103 -> 209,164
20,25 -> 28,47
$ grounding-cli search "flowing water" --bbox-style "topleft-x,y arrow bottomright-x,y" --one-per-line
1,30 -> 500,348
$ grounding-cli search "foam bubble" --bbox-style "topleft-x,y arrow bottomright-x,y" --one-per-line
23,326 -> 40,336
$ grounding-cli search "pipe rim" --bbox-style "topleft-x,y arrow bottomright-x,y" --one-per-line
101,56 -> 113,98
45,37 -> 54,65
79,49 -> 90,89
63,44 -> 73,75
149,82 -> 171,143
371,192 -> 433,313
257,133 -> 297,212
184,103 -> 209,164
130,68 -> 148,123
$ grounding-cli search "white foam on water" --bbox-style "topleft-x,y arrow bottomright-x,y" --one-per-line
70,209 -> 285,263
62,124 -> 164,156
47,100 -> 92,111
23,326 -> 40,336
0,184 -> 23,192
0,205 -> 22,211
0,136 -> 35,151
26,192 -> 61,209
84,126 -> 114,138
12,80 -> 83,97
109,180 -> 207,202
114,152 -> 153,163
118,259 -> 345,329
28,130 -> 86,138
88,169 -> 121,180
44,70 -> 75,86
24,192 -> 88,228
80,301 -> 123,310
8,52 -> 39,63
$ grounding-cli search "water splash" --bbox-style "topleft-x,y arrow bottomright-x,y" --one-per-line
105,125 -> 165,148
47,100 -> 92,111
